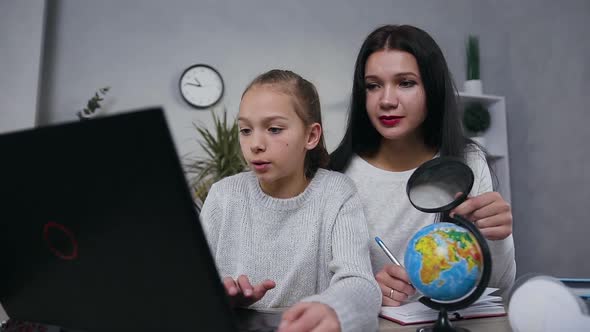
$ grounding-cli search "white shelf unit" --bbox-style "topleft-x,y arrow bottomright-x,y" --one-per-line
458,92 -> 511,203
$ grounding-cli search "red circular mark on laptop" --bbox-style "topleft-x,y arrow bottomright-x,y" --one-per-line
43,221 -> 79,260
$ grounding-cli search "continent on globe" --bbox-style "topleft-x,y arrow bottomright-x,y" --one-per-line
415,228 -> 482,284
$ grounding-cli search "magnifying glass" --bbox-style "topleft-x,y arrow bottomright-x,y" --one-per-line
406,157 -> 474,215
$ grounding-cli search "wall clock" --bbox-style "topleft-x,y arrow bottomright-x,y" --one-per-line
179,64 -> 224,109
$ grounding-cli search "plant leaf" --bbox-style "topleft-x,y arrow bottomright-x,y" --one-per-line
184,108 -> 246,200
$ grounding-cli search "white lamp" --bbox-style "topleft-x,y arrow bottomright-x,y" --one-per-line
507,275 -> 589,331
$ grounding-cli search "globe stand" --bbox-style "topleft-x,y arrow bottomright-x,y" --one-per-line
415,307 -> 469,332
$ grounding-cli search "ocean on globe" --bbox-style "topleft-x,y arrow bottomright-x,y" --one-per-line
404,222 -> 483,302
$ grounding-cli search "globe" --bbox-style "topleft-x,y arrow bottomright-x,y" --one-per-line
404,222 -> 483,302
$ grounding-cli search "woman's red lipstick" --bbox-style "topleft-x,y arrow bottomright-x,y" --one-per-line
379,115 -> 403,126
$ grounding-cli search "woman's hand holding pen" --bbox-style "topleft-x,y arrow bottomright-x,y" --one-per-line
222,275 -> 276,307
451,191 -> 513,241
375,264 -> 416,307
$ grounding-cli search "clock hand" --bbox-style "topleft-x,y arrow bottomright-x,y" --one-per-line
193,77 -> 202,86
184,82 -> 202,88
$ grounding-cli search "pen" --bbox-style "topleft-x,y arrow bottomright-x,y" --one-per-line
375,236 -> 403,267
375,237 -> 417,290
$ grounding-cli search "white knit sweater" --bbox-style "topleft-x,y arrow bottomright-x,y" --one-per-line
200,169 -> 381,332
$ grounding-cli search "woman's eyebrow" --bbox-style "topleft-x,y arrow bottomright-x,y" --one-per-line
365,72 -> 419,79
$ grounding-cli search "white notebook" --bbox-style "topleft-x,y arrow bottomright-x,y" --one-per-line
380,288 -> 506,326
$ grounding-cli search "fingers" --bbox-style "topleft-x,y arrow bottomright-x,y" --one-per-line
452,192 -> 499,217
310,316 -> 340,332
237,275 -> 254,297
470,198 -> 510,221
452,192 -> 513,240
376,274 -> 414,305
223,277 -> 238,296
476,209 -> 512,228
280,303 -> 339,332
479,225 -> 512,240
252,279 -> 276,299
279,302 -> 313,332
450,192 -> 513,240
260,279 -> 277,290
477,211 -> 513,240
379,283 -> 407,306
224,275 -> 275,307
375,264 -> 415,306
384,264 -> 413,284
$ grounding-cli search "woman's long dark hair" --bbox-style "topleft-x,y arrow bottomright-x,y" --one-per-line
330,25 -> 471,172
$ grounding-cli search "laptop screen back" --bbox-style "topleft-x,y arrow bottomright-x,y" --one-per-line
0,108 -> 237,332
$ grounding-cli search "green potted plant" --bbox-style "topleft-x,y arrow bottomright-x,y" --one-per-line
77,86 -> 110,120
185,108 -> 246,206
463,103 -> 491,147
464,35 -> 483,95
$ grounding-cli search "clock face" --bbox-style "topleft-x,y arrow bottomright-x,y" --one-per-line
179,64 -> 224,109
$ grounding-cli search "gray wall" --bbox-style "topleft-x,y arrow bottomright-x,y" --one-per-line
479,0 -> 590,277
0,0 -> 45,133
1,2 -> 589,316
36,0 -> 487,156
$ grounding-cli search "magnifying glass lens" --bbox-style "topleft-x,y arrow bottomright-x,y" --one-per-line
407,158 -> 474,213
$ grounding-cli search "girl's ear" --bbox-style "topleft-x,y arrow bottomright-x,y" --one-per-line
305,123 -> 322,151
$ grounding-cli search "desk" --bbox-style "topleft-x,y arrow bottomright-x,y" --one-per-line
378,316 -> 512,332
1,312 -> 513,332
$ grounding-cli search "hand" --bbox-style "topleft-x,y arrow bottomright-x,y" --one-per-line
222,275 -> 276,307
278,302 -> 340,332
184,82 -> 201,87
375,264 -> 416,307
451,191 -> 512,240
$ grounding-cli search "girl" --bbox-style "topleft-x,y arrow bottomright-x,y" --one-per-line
200,69 -> 381,332
330,25 -> 516,307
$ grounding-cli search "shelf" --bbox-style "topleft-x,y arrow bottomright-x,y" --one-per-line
487,154 -> 504,161
458,93 -> 511,203
458,92 -> 504,108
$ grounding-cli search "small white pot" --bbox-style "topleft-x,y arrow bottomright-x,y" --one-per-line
464,80 -> 483,95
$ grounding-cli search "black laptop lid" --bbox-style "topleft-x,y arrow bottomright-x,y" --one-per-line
0,108 -> 237,332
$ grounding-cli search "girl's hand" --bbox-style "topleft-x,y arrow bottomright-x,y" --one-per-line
375,264 -> 416,307
222,275 -> 276,307
278,302 -> 340,332
451,191 -> 513,240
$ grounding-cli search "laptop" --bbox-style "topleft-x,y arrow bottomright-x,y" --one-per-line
0,108 -> 279,331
